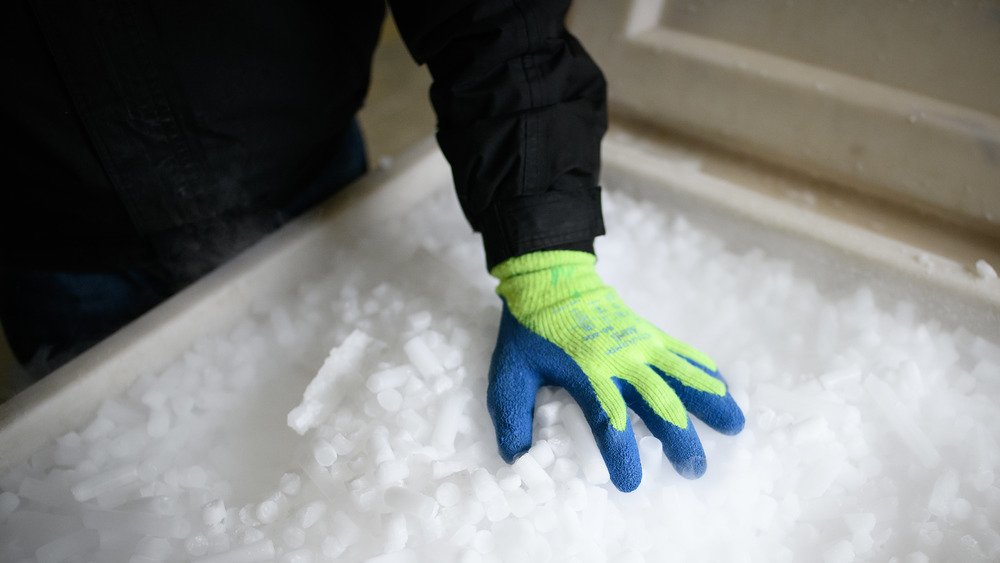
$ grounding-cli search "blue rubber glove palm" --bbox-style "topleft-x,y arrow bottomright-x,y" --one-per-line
487,250 -> 745,492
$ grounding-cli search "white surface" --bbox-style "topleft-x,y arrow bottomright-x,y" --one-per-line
1,141 -> 999,561
570,1 -> 1000,232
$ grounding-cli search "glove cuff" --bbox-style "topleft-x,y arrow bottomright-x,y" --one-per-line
491,250 -> 609,318
489,250 -> 596,280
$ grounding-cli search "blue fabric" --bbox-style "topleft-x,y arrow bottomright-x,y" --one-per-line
487,305 -> 745,491
0,269 -> 172,376
488,305 -> 642,491
657,357 -> 745,437
276,119 -> 368,223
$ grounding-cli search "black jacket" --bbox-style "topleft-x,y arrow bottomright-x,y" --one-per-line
2,0 -> 607,278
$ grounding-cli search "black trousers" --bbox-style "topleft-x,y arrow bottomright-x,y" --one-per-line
3,1 -> 382,375
1,121 -> 367,377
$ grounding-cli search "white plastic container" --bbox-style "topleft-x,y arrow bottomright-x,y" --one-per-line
0,132 -> 998,562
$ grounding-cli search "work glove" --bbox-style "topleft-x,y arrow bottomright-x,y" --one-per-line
487,250 -> 744,492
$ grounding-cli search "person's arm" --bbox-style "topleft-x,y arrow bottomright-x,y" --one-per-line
388,0 -> 606,269
390,1 -> 744,492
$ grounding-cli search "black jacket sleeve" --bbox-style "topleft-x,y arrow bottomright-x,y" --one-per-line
388,0 -> 607,269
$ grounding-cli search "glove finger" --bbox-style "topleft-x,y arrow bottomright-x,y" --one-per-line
658,331 -> 717,372
618,373 -> 708,479
487,362 -> 541,463
559,376 -> 642,493
651,356 -> 745,436
650,348 -> 726,396
487,310 -> 544,463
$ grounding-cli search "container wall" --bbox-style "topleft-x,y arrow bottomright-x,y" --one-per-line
570,0 -> 1000,236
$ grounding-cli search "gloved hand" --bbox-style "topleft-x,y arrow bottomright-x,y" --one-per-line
487,250 -> 744,492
